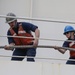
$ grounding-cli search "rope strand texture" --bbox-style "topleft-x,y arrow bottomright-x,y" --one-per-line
0,45 -> 75,51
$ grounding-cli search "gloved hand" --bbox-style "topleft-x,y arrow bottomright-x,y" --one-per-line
4,43 -> 15,50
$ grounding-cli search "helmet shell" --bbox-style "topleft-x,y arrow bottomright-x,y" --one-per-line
6,13 -> 17,23
63,25 -> 75,34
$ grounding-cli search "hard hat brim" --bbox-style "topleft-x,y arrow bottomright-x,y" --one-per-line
6,19 -> 17,23
63,30 -> 75,35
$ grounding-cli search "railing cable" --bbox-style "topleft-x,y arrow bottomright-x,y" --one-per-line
0,15 -> 75,24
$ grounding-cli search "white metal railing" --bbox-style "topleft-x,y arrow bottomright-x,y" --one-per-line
0,55 -> 75,62
0,35 -> 75,43
0,15 -> 75,24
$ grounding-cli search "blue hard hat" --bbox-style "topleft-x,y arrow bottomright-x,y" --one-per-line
63,25 -> 75,34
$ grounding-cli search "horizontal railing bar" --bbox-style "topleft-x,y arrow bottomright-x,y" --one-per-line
0,35 -> 75,43
0,55 -> 75,62
0,15 -> 75,24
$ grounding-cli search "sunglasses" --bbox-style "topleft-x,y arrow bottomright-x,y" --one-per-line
64,32 -> 70,35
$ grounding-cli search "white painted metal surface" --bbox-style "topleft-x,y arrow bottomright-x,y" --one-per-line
0,61 -> 75,75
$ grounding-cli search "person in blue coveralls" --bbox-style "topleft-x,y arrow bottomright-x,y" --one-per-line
4,12 -> 40,62
55,25 -> 75,65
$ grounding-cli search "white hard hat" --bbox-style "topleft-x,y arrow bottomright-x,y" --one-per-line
6,13 -> 17,23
